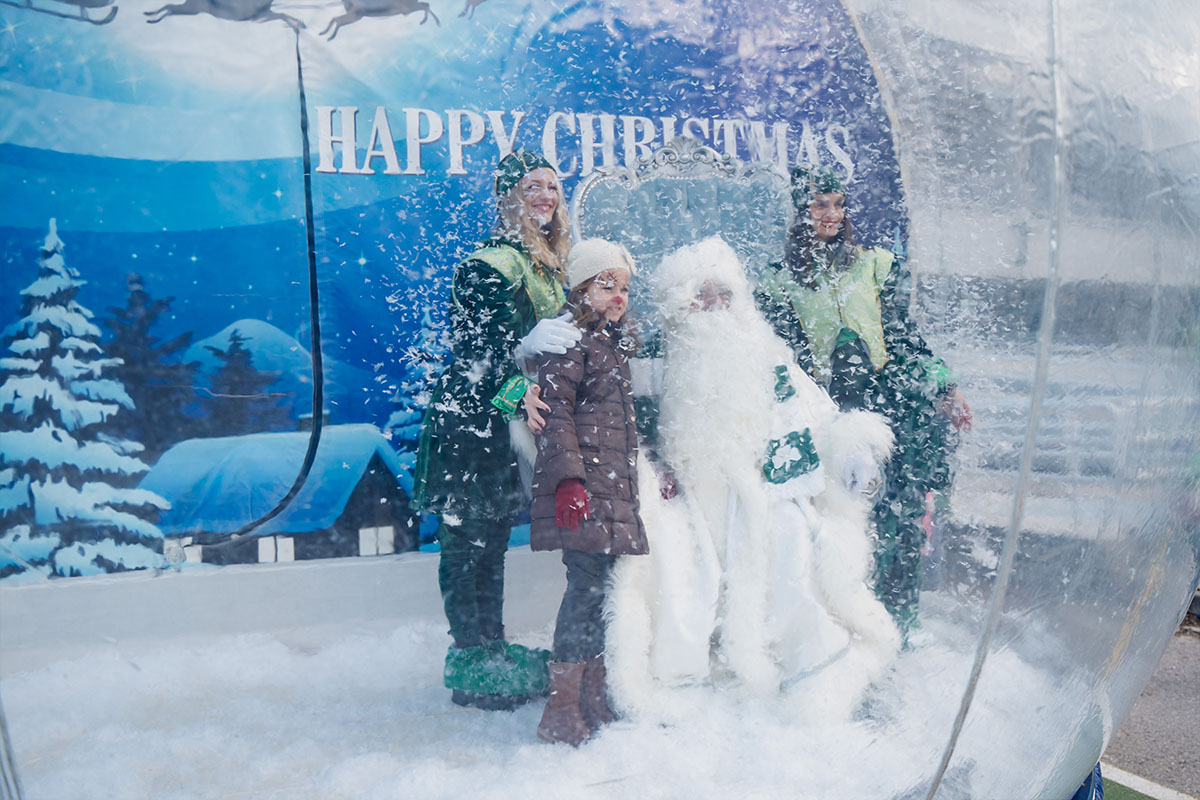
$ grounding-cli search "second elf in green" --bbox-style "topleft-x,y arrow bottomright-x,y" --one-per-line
755,164 -> 973,637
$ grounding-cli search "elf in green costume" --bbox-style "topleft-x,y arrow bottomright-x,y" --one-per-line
413,149 -> 581,709
755,164 -> 973,637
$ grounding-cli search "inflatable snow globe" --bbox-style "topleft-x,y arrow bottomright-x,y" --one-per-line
0,1 -> 1196,798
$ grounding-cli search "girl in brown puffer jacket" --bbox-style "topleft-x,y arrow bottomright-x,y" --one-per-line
528,238 -> 649,746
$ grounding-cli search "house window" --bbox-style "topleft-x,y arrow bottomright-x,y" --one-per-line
258,536 -> 296,563
358,526 -> 395,556
166,537 -> 204,564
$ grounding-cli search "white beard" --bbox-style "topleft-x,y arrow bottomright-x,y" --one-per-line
657,310 -> 785,693
658,309 -> 779,555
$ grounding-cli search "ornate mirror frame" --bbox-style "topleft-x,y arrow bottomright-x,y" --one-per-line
569,137 -> 793,335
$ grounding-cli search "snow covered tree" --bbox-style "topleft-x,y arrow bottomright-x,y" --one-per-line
103,273 -> 200,461
201,330 -> 290,437
387,306 -> 446,454
0,220 -> 168,580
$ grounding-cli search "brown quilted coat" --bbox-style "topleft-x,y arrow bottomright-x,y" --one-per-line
530,324 -> 649,555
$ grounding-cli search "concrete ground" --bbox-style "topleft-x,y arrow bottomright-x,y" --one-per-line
1102,617 -> 1200,800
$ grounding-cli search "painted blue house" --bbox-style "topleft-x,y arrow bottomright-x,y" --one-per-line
140,424 -> 419,564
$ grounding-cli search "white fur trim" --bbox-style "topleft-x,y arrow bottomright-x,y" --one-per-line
629,356 -> 664,397
655,236 -> 760,328
508,418 -> 537,496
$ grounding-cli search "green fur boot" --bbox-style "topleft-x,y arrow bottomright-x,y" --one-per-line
443,643 -> 548,711
496,641 -> 551,696
443,646 -> 491,693
479,640 -> 550,696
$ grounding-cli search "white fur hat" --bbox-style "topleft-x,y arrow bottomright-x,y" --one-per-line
567,238 -> 637,289
655,236 -> 754,323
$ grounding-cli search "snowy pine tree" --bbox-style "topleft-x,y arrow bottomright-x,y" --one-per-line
202,330 -> 290,437
0,220 -> 168,580
103,273 -> 200,461
387,307 -> 446,454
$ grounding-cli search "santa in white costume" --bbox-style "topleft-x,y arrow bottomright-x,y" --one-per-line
605,236 -> 900,723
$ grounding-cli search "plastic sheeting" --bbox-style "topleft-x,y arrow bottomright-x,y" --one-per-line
1,1 -> 1197,798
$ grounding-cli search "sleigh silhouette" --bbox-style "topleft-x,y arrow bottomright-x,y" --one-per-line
1,0 -> 117,24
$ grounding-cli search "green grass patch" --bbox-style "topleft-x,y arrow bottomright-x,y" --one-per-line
1104,778 -> 1157,800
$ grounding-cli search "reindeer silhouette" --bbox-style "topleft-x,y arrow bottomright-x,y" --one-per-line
320,0 -> 439,40
459,0 -> 487,19
144,0 -> 303,28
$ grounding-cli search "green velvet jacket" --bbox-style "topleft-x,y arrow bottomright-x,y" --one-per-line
412,237 -> 566,521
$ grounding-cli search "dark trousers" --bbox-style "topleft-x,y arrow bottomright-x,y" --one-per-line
871,476 -> 927,633
437,516 -> 512,649
553,550 -> 617,663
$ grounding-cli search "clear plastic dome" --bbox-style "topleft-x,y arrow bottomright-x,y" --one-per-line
846,2 -> 1200,796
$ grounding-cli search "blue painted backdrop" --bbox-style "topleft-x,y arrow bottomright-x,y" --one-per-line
0,0 -> 904,577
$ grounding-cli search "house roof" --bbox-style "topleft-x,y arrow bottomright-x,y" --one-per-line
139,424 -> 415,537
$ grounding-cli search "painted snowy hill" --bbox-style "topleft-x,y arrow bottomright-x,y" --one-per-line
181,318 -> 311,432
188,319 -> 313,389
186,318 -> 384,427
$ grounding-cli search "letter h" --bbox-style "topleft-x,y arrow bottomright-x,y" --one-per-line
316,106 -> 365,174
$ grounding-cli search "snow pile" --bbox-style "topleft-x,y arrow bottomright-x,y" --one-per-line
1,596 -> 1099,800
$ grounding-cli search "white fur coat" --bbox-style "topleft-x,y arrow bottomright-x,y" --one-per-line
604,236 -> 900,724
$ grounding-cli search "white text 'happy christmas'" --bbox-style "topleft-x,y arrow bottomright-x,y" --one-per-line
315,106 -> 858,180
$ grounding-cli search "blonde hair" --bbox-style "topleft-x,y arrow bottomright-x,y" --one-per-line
496,172 -> 572,280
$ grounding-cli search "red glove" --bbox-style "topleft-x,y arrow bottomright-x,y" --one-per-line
555,479 -> 590,531
659,470 -> 678,500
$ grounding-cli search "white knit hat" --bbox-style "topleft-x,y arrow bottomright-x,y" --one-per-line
566,238 -> 637,289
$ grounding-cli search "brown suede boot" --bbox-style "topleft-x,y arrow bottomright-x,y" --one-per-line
536,662 -> 592,746
581,656 -> 618,728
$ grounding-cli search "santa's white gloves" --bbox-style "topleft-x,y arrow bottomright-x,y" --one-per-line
842,447 -> 881,497
514,313 -> 582,364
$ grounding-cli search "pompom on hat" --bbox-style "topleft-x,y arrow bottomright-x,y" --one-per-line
566,238 -> 637,289
494,148 -> 555,197
790,163 -> 844,211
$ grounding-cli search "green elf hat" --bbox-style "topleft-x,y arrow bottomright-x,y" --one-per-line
790,163 -> 844,210
494,148 -> 554,197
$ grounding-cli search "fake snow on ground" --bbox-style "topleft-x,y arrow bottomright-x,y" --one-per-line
1,578 -> 1102,800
